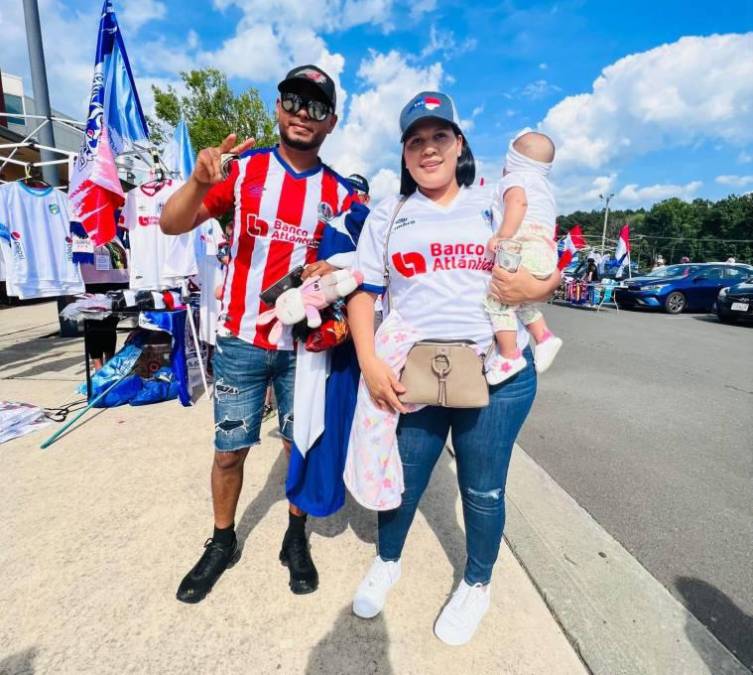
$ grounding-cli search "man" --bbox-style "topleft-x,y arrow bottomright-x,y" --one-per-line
346,173 -> 370,205
161,64 -> 362,602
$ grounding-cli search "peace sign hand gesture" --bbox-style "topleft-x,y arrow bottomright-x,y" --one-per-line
192,133 -> 256,186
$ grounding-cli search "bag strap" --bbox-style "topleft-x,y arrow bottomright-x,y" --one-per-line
382,195 -> 409,313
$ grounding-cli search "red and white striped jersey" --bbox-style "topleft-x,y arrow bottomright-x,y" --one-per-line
203,146 -> 354,350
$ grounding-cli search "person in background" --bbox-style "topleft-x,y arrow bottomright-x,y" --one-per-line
347,174 -> 371,205
652,255 -> 666,271
583,257 -> 600,283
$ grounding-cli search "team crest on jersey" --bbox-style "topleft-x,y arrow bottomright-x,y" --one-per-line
318,201 -> 334,222
48,203 -> 60,215
482,208 -> 493,226
248,185 -> 265,197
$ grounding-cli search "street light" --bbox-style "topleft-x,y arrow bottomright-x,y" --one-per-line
599,192 -> 614,256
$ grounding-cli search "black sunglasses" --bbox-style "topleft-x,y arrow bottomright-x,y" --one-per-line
280,92 -> 333,122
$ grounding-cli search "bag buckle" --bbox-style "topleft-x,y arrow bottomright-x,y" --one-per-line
431,351 -> 452,406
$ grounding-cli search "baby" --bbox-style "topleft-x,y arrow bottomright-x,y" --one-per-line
485,129 -> 563,384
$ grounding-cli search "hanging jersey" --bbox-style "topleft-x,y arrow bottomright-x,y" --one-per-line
0,183 -> 84,300
119,180 -> 197,290
203,146 -> 355,350
354,186 -> 529,352
194,219 -> 226,345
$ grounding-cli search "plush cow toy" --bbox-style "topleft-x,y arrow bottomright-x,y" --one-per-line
257,268 -> 364,345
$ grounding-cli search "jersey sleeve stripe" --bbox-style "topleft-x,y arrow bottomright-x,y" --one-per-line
252,171 -> 307,348
225,151 -> 271,335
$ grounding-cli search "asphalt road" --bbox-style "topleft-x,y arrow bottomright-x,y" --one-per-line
518,302 -> 753,669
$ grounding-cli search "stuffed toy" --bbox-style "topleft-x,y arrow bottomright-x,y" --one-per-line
257,268 -> 364,345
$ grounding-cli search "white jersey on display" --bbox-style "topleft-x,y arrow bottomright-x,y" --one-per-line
194,219 -> 226,345
354,186 -> 528,352
119,180 -> 197,290
0,183 -> 84,299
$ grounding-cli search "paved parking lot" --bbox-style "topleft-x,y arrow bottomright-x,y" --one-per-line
518,302 -> 753,668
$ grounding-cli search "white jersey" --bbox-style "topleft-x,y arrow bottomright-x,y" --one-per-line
0,183 -> 84,299
354,186 -> 528,352
119,180 -> 197,290
194,219 -> 226,345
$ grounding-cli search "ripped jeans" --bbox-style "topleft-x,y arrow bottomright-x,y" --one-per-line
377,347 -> 536,585
213,334 -> 295,452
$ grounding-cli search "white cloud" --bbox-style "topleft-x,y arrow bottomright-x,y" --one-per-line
618,180 -> 703,205
199,24 -> 287,82
554,174 -> 618,213
521,79 -> 561,100
120,0 -> 166,34
737,150 -> 753,164
187,30 -> 200,50
410,0 -> 437,19
0,0 -> 179,120
538,62 -> 548,70
715,174 -> 753,187
419,25 -> 477,60
540,33 -> 753,171
321,50 -> 444,191
369,168 -> 400,201
210,0 -> 394,33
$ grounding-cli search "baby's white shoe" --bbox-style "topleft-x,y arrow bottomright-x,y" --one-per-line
534,335 -> 563,373
485,351 -> 526,385
434,579 -> 491,646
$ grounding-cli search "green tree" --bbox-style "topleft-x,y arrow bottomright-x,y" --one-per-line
149,68 -> 278,152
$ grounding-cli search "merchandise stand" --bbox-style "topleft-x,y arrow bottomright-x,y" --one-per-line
83,304 -> 210,403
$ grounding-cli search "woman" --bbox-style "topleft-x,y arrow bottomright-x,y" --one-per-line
346,91 -> 561,645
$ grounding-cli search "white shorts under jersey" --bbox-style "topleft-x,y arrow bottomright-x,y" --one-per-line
0,183 -> 84,300
119,180 -> 198,290
354,186 -> 528,352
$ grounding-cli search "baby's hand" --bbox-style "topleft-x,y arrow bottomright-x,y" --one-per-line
487,234 -> 504,255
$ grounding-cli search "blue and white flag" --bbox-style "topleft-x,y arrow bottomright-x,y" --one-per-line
70,0 -> 149,245
99,0 -> 149,154
163,117 -> 196,180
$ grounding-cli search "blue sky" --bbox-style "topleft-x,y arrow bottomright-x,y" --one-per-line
1,0 -> 752,210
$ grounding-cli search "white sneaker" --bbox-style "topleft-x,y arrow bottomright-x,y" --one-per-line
352,556 -> 401,619
485,352 -> 527,385
434,579 -> 491,646
534,336 -> 563,373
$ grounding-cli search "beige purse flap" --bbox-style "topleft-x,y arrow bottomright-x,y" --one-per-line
399,340 -> 489,408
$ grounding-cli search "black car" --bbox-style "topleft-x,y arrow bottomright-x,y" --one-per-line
717,278 -> 753,323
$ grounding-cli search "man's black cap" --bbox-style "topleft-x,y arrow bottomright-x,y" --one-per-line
278,65 -> 336,110
347,173 -> 369,194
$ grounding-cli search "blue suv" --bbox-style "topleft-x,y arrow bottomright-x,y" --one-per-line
613,263 -> 753,314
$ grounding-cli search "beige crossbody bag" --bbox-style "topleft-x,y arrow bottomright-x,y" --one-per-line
382,197 -> 490,408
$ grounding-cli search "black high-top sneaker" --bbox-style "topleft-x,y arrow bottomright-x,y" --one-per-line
279,530 -> 319,595
176,537 -> 240,604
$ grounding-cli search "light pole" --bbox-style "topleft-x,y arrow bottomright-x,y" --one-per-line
22,0 -> 59,186
599,192 -> 614,256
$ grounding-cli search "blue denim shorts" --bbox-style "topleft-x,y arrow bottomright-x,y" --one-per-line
212,334 -> 295,452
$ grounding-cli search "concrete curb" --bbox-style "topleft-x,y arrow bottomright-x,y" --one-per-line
504,444 -> 749,675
